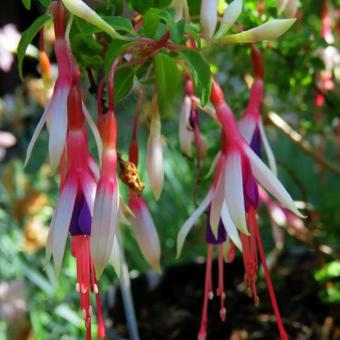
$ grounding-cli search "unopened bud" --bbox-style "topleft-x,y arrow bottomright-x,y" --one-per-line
61,0 -> 130,40
179,96 -> 194,157
215,0 -> 243,39
147,97 -> 164,201
200,0 -> 218,38
220,18 -> 296,44
284,0 -> 298,18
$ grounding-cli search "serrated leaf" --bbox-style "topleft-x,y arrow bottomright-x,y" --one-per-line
154,52 -> 181,117
17,15 -> 51,80
180,49 -> 211,105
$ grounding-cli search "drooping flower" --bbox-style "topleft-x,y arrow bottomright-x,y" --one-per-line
25,2 -> 72,170
238,45 -> 277,175
46,70 -> 104,339
129,193 -> 161,272
91,66 -> 119,277
177,80 -> 302,340
147,94 -> 164,201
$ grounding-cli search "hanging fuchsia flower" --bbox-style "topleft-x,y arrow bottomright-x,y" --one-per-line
25,3 -> 72,170
147,95 -> 164,201
129,193 -> 161,272
45,72 -> 104,339
177,80 -> 303,340
238,45 -> 277,175
91,68 -> 119,277
91,110 -> 119,277
122,97 -> 162,272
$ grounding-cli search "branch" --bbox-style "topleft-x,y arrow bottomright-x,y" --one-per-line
267,112 -> 340,176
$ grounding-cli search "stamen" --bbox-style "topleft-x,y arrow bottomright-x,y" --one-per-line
253,208 -> 288,340
198,244 -> 214,340
217,244 -> 226,322
75,283 -> 80,292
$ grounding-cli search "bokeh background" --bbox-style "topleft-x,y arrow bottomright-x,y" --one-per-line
0,0 -> 339,339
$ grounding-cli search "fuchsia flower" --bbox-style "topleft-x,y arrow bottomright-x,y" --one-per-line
46,75 -> 104,339
177,80 -> 303,340
129,193 -> 161,272
91,67 -> 119,277
25,3 -> 72,170
147,95 -> 164,201
127,99 -> 161,272
238,45 -> 277,175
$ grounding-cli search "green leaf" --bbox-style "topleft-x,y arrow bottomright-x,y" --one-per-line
104,40 -> 130,74
180,49 -> 211,105
17,15 -> 51,80
114,67 -> 135,102
22,0 -> 31,9
154,52 -> 181,117
128,0 -> 171,14
103,16 -> 136,35
38,0 -> 51,6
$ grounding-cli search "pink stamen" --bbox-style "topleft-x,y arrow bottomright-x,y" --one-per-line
95,290 -> 106,339
198,244 -> 214,340
71,236 -> 106,340
217,244 -> 226,322
253,212 -> 288,340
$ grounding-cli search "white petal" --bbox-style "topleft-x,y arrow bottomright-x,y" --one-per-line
179,96 -> 194,157
225,152 -> 248,234
176,189 -> 213,257
24,102 -> 50,167
221,202 -> 242,251
130,200 -> 161,272
258,119 -> 277,176
109,236 -> 121,278
238,116 -> 256,144
210,166 -> 226,237
245,145 -> 304,218
91,181 -> 119,277
215,0 -> 243,38
200,0 -> 218,38
49,86 -> 69,170
52,178 -> 77,275
83,102 -> 103,164
45,209 -> 56,264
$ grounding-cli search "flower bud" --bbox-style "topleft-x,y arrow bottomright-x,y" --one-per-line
220,18 -> 296,44
200,0 -> 218,38
284,0 -> 298,18
129,196 -> 161,272
215,0 -> 243,39
61,0 -> 129,40
179,96 -> 194,157
147,98 -> 164,201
